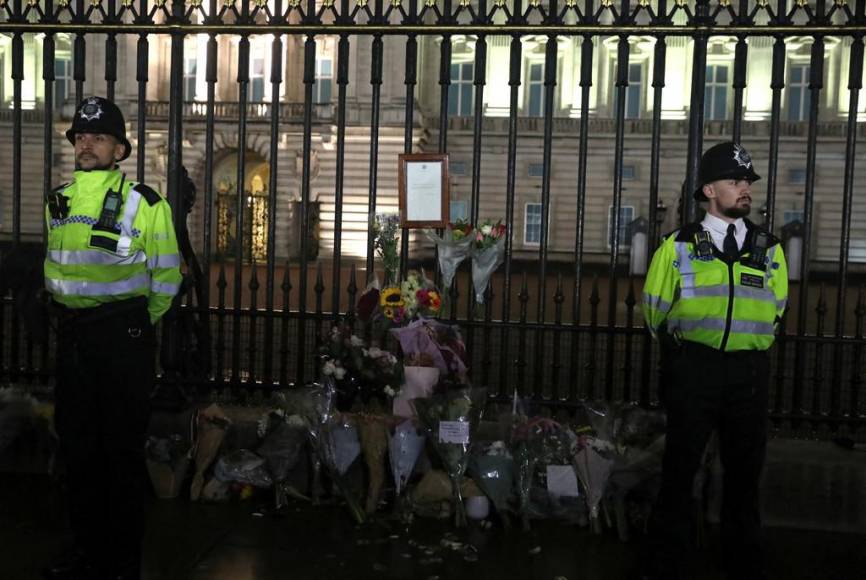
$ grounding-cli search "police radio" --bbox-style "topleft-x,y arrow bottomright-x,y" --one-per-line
694,230 -> 714,260
741,230 -> 768,271
47,192 -> 70,220
95,174 -> 126,231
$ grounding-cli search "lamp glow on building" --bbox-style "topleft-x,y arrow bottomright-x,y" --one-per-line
782,220 -> 804,281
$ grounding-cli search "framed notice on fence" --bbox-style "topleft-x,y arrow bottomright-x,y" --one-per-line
398,153 -> 450,228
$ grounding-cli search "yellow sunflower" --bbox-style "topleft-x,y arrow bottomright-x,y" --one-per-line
380,286 -> 404,308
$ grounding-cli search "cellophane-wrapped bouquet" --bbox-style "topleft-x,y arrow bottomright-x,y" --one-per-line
411,385 -> 487,528
300,379 -> 366,524
425,220 -> 474,290
510,412 -> 582,530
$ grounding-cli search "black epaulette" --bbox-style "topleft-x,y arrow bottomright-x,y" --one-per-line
49,183 -> 69,196
132,183 -> 163,206
743,218 -> 781,247
674,222 -> 705,242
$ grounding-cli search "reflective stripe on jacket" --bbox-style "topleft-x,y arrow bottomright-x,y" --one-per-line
44,169 -> 182,323
642,221 -> 788,352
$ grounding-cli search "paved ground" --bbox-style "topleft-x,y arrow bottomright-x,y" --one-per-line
1,472 -> 864,580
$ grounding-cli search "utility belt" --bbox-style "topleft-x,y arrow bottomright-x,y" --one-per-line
52,296 -> 148,327
678,339 -> 768,362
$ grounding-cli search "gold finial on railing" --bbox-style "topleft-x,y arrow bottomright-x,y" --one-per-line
638,0 -> 650,6
565,0 -> 577,6
756,0 -> 768,6
796,0 -> 808,7
460,0 -> 471,6
188,0 -> 202,7
675,0 -> 688,6
718,0 -> 730,6
154,0 -> 165,6
423,0 -> 435,7
89,0 -> 101,6
601,0 -> 613,6
254,0 -> 267,7
222,0 -> 235,7
834,0 -> 847,6
389,0 -> 400,7
58,0 -> 69,7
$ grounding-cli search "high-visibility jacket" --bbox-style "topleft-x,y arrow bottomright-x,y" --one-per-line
44,169 -> 182,324
642,219 -> 788,352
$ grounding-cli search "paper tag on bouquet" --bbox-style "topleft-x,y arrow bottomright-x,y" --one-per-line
438,421 -> 470,444
547,464 -> 581,497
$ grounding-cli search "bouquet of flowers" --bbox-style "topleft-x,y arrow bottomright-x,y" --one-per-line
510,412 -> 582,530
425,219 -> 475,290
373,213 -> 401,285
357,269 -> 443,330
256,408 -> 308,508
412,385 -> 487,527
301,379 -> 366,524
467,440 -> 515,525
471,219 -> 507,303
319,323 -> 403,411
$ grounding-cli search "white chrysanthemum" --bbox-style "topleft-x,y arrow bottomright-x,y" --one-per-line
286,414 -> 305,428
334,366 -> 346,380
481,223 -> 493,235
322,360 -> 336,376
383,385 -> 398,397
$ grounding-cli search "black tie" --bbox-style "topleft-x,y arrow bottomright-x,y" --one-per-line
724,223 -> 738,260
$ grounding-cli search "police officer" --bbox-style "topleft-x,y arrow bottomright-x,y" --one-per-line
642,142 -> 788,579
42,97 -> 182,580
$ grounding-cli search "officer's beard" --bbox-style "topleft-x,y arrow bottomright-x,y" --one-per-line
75,159 -> 117,172
722,204 -> 751,219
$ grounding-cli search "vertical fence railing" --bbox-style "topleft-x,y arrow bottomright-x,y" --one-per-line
0,1 -> 864,436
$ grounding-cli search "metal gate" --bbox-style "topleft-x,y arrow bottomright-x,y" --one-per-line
0,0 -> 864,436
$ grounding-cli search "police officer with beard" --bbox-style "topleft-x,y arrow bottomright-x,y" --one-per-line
641,142 -> 788,579
42,97 -> 181,580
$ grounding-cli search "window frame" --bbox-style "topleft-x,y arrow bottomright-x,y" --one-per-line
704,64 -> 730,121
607,204 -> 636,250
448,61 -> 475,117
524,201 -> 545,246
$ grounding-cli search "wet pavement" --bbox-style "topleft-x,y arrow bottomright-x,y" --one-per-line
2,472 -> 864,580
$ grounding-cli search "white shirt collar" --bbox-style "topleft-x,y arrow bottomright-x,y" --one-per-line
702,213 -> 746,237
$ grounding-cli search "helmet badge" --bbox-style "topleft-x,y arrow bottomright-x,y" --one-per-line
79,97 -> 104,121
732,144 -> 752,170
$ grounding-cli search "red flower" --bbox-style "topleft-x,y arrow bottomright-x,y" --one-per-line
356,287 -> 380,322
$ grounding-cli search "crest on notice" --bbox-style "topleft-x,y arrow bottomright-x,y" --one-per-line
732,144 -> 752,169
79,97 -> 104,121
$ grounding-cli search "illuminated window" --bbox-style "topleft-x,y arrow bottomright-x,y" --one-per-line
449,62 -> 474,117
608,205 -> 635,248
705,65 -> 729,121
527,62 -> 545,117
250,47 -> 266,103
183,55 -> 197,101
54,56 -> 72,108
525,202 -> 543,244
788,64 -> 811,122
625,63 -> 643,119
313,57 -> 333,104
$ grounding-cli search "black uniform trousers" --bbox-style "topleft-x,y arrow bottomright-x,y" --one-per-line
53,297 -> 155,577
647,340 -> 770,580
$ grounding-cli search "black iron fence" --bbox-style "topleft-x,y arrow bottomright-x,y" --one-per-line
0,0 -> 865,438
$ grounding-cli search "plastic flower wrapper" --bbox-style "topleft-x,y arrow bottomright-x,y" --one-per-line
389,419 -> 425,497
214,449 -> 273,488
467,441 -> 515,525
411,386 -> 487,528
583,403 -> 666,539
510,414 -> 581,530
190,403 -> 232,501
256,410 -> 307,483
574,439 -> 615,534
471,234 -> 505,303
390,318 -> 468,380
303,379 -> 366,524
425,222 -> 474,290
356,413 -> 390,515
